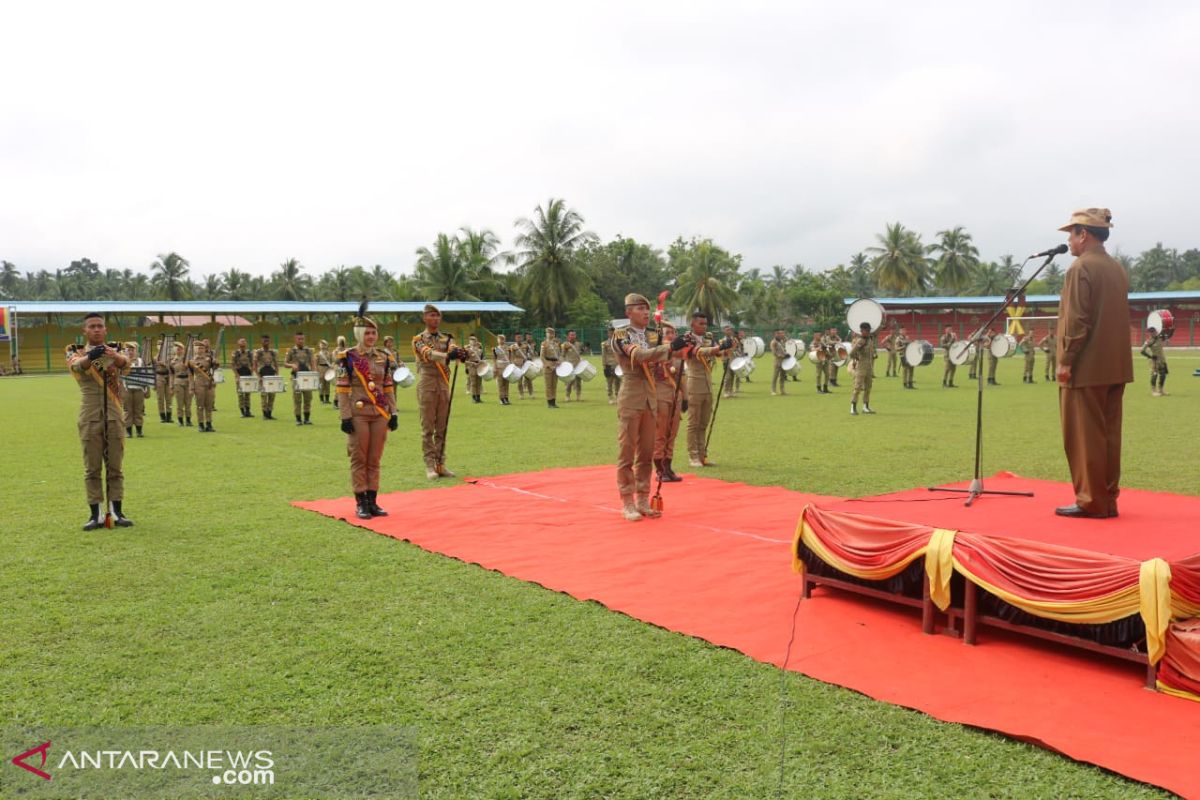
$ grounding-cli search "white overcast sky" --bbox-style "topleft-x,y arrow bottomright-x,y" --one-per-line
2,1 -> 1197,280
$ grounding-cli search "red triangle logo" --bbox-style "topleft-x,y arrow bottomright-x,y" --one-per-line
12,740 -> 52,781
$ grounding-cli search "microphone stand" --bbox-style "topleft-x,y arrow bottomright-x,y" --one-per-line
928,250 -> 1062,506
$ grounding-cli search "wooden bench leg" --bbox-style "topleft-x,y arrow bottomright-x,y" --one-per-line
922,575 -> 934,634
802,578 -> 812,600
1146,661 -> 1158,691
963,581 -> 977,645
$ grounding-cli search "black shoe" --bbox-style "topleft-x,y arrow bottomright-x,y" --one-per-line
136,427 -> 143,437
126,427 -> 132,437
82,517 -> 103,531
186,418 -> 193,426
206,423 -> 214,432
663,459 -> 682,482
112,514 -> 134,528
1054,504 -> 1109,519
304,415 -> 312,425
354,492 -> 372,520
367,490 -> 388,517
178,417 -> 184,426
296,416 -> 303,426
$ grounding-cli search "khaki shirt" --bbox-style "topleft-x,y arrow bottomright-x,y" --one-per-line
285,346 -> 314,373
770,337 -> 788,362
654,356 -> 684,404
541,338 -> 562,365
230,348 -> 254,375
412,329 -> 455,389
939,332 -> 956,361
561,340 -> 581,366
1056,249 -> 1133,388
684,333 -> 725,397
69,348 -> 129,421
850,335 -> 876,378
170,353 -> 190,381
1141,334 -> 1165,362
507,343 -> 527,366
612,326 -> 670,411
601,340 -> 618,367
190,352 -> 218,387
493,344 -> 510,367
336,346 -> 396,420
254,347 -> 278,376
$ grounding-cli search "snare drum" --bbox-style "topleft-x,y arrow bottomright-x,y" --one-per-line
781,355 -> 800,375
730,356 -> 753,378
261,375 -> 286,394
1148,309 -> 1175,334
237,375 -> 261,394
323,367 -> 337,382
833,343 -> 851,367
295,371 -> 320,391
501,363 -> 523,383
807,348 -> 820,364
524,358 -> 544,379
747,336 -> 766,358
555,361 -> 576,383
392,365 -> 415,388
573,360 -> 598,382
476,361 -> 495,381
212,368 -> 225,384
904,340 -> 934,367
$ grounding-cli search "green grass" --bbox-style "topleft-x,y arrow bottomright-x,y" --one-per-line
3,353 -> 1196,799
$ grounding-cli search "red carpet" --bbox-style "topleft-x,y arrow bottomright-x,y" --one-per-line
294,467 -> 1200,798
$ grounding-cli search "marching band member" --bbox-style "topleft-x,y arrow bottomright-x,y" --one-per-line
985,326 -> 1000,385
520,333 -> 536,398
493,334 -> 511,405
812,331 -> 829,394
885,323 -> 900,378
940,325 -> 958,388
770,329 -> 788,396
507,333 -> 529,400
684,310 -> 734,468
122,342 -> 148,438
338,308 -> 397,518
68,313 -> 133,530
412,304 -> 468,480
897,326 -> 914,389
561,330 -> 582,402
170,341 -> 193,426
849,321 -> 877,415
652,322 -> 684,483
1141,325 -> 1168,396
601,325 -> 621,404
317,339 -> 333,404
720,324 -> 737,398
1039,328 -> 1057,382
333,335 -> 347,408
540,327 -> 562,408
253,334 -> 279,419
826,327 -> 842,387
466,333 -> 484,403
1022,333 -> 1038,383
154,338 -> 172,423
190,339 -> 218,432
230,337 -> 255,417
285,331 -> 316,425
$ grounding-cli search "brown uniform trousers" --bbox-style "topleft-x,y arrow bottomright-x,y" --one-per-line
507,343 -> 527,398
521,344 -> 535,396
70,353 -> 127,505
940,333 -> 957,386
541,338 -> 562,402
170,356 -> 192,420
413,330 -> 455,469
685,339 -> 723,463
192,360 -> 216,425
1023,340 -> 1036,381
1057,249 -> 1133,516
493,346 -> 510,401
229,348 -> 254,413
886,334 -> 900,376
286,346 -> 315,417
155,366 -> 171,415
122,386 -> 146,429
317,350 -> 333,402
561,341 -> 581,399
601,341 -> 621,400
850,335 -> 876,407
254,348 -> 278,415
653,358 -> 683,461
770,338 -> 788,393
338,347 -> 396,493
613,327 -> 670,503
1041,337 -> 1057,381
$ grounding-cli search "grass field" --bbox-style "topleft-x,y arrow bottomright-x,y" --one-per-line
3,352 -> 1196,798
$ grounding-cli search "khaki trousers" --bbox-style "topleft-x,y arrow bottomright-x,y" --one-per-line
852,374 -> 873,407
80,416 -> 125,504
987,356 -> 998,380
943,360 -> 956,385
174,380 -> 192,419
887,350 -> 898,376
771,363 -> 787,393
123,389 -> 145,428
617,404 -> 656,501
566,372 -> 581,399
293,389 -> 313,416
497,375 -> 509,401
606,373 -> 621,398
347,412 -> 388,492
319,374 -> 331,402
418,382 -> 450,468
260,390 -> 275,414
156,375 -> 170,414
686,391 -> 713,461
654,395 -> 681,460
1044,353 -> 1057,380
544,368 -> 558,401
193,381 -> 215,424
1060,383 -> 1124,516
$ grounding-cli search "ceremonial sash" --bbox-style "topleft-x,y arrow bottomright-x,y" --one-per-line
413,334 -> 451,385
347,350 -> 391,421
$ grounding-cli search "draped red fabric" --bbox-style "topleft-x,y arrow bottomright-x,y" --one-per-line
1159,619 -> 1200,697
952,534 -> 1141,602
1167,553 -> 1200,607
801,506 -> 931,573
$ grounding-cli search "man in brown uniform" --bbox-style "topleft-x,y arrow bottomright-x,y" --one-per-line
493,334 -> 511,405
285,332 -> 316,425
69,313 -> 134,529
154,340 -> 172,422
521,333 -> 536,398
190,339 -> 218,432
317,339 -> 333,404
652,322 -> 684,483
540,327 -> 562,408
507,333 -> 529,400
337,310 -> 398,519
1054,208 -> 1132,519
1039,329 -> 1057,382
230,337 -> 255,417
720,324 -> 737,398
826,328 -> 843,387
986,327 -> 1001,385
1021,333 -> 1037,383
562,329 -> 583,401
122,342 -> 148,437
612,293 -> 674,520
940,326 -> 957,388
896,327 -> 913,389
849,321 -> 877,415
885,324 -> 900,377
412,304 -> 469,479
465,334 -> 484,403
170,341 -> 193,426
1140,326 -> 1168,397
684,311 -> 734,467
601,326 -> 621,404
770,329 -> 789,395
253,334 -> 279,420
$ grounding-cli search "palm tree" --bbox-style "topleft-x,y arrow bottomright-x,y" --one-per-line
150,252 -> 191,300
867,223 -> 927,295
272,258 -> 312,301
929,226 -> 979,294
848,252 -> 875,298
997,254 -> 1021,287
221,268 -> 253,300
969,261 -> 1010,295
513,198 -> 596,326
318,266 -> 353,301
369,265 -> 395,296
413,233 -> 485,301
457,227 -> 504,296
674,240 -> 738,323
202,274 -> 226,299
1,261 -> 22,298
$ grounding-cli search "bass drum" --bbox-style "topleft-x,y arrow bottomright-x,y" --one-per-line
832,342 -> 851,367
1147,309 -> 1175,334
846,298 -> 886,333
990,334 -> 1017,359
501,363 -> 524,383
948,340 -> 974,366
392,364 -> 415,388
573,360 -> 598,382
781,355 -> 800,375
904,340 -> 934,367
747,336 -> 766,358
476,361 -> 495,381
730,356 -> 753,378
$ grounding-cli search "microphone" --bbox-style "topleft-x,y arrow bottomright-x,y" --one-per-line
1029,243 -> 1068,259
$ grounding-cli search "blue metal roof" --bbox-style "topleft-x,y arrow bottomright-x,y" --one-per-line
7,300 -> 524,315
844,291 -> 1200,307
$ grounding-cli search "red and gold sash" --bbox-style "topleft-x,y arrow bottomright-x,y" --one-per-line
347,349 -> 391,421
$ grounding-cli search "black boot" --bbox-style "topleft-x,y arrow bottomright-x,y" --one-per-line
654,458 -> 665,481
136,426 -> 143,437
548,399 -> 558,408
186,417 -> 193,426
126,427 -> 132,437
664,458 -> 682,482
206,422 -> 214,432
111,500 -> 133,528
354,492 -> 372,520
304,413 -> 312,425
296,415 -> 303,426
83,503 -> 102,531
367,490 -> 388,517
159,412 -> 166,423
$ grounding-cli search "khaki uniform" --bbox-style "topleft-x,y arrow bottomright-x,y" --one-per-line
170,350 -> 193,423
154,355 -> 171,419
561,339 -> 582,400
850,334 -> 877,410
286,345 -> 315,419
684,334 -> 725,464
1040,334 -> 1057,381
1022,336 -> 1037,382
720,335 -> 739,397
826,333 -> 842,386
122,356 -> 147,432
466,339 -> 484,398
68,348 -> 128,505
812,334 -> 829,392
653,355 -> 684,462
970,333 -> 987,380
190,350 -> 218,426
940,331 -> 957,387
521,341 -> 536,397
1057,248 -> 1133,516
412,329 -> 457,470
601,339 -> 621,401
1140,332 -> 1168,394
897,332 -> 913,388
770,336 -> 788,394
337,346 -> 396,493
493,344 -> 511,402
230,347 -> 255,415
612,326 -> 670,503
885,331 -> 900,377
507,342 -> 529,398
987,335 -> 1000,384
541,336 -> 562,403
254,346 -> 279,416
317,346 -> 333,403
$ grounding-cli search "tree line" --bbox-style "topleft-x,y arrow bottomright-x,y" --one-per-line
4,199 -> 1199,332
